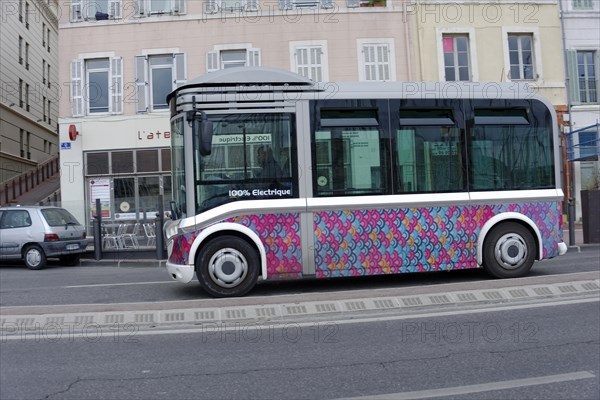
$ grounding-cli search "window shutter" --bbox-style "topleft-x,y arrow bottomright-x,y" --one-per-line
247,48 -> 261,67
321,0 -> 334,8
567,50 -> 581,105
71,0 -> 83,22
137,0 -> 146,16
310,47 -> 323,81
135,55 -> 149,112
109,0 -> 121,18
110,57 -> 123,114
595,51 -> 600,102
377,44 -> 390,81
346,0 -> 360,7
279,0 -> 293,10
173,0 -> 186,14
205,0 -> 217,14
207,50 -> 220,72
173,53 -> 187,88
71,59 -> 84,117
295,47 -> 308,77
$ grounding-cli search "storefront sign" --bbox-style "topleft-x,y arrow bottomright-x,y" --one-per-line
89,178 -> 111,218
138,130 -> 171,140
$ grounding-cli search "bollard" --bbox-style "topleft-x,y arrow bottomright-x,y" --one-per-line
156,195 -> 165,259
94,198 -> 102,260
568,197 -> 576,246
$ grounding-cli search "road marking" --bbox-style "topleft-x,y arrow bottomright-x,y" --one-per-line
336,371 -> 596,399
64,281 -> 177,288
2,297 -> 598,341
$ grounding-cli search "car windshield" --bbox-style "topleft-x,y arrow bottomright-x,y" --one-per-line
40,208 -> 80,227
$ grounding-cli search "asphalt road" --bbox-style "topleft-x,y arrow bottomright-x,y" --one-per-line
1,299 -> 598,400
0,247 -> 598,307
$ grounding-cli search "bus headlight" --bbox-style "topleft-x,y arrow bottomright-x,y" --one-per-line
164,220 -> 179,242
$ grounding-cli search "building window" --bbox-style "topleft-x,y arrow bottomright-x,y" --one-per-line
47,28 -> 51,52
19,0 -> 23,22
278,0 -> 334,9
25,42 -> 29,70
25,83 -> 29,112
136,0 -> 186,15
19,36 -> 23,64
70,0 -> 122,21
578,51 -> 598,104
206,47 -> 260,72
25,2 -> 29,28
48,100 -> 52,125
508,34 -> 535,80
293,44 -> 327,82
47,64 -> 51,88
43,96 -> 47,122
135,53 -> 185,112
442,35 -> 471,81
573,0 -> 593,10
43,60 -> 46,84
87,59 -> 110,114
42,23 -> 46,47
71,56 -> 123,117
19,79 -> 23,108
359,40 -> 395,81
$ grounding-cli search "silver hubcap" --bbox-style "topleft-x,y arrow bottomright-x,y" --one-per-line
26,248 -> 42,267
208,248 -> 248,288
494,233 -> 528,270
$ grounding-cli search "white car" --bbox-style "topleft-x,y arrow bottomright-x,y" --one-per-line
0,206 -> 89,269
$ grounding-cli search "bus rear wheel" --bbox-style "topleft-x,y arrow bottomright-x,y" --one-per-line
483,222 -> 536,279
196,235 -> 259,297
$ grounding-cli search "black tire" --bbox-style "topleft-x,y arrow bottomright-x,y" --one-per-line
23,245 -> 47,270
59,254 -> 81,266
483,222 -> 536,279
196,235 -> 259,297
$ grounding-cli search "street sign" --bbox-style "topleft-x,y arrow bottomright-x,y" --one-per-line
60,142 -> 72,150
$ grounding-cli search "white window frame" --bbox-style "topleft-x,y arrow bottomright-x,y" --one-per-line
357,38 -> 396,82
136,49 -> 186,113
137,0 -> 186,16
502,27 -> 542,82
279,0 -> 334,9
70,52 -> 123,117
206,44 -> 261,72
576,50 -> 599,104
70,0 -> 122,21
86,59 -> 111,115
436,28 -> 478,82
290,40 -> 329,82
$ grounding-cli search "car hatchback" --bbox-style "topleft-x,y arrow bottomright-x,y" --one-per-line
0,206 -> 89,269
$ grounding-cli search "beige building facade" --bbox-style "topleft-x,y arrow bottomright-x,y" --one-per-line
409,0 -> 567,105
57,0 -> 413,223
1,0 -> 60,183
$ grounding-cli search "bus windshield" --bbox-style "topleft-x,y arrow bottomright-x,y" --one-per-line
192,113 -> 296,213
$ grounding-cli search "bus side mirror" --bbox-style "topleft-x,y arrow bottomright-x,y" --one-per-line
199,116 -> 213,156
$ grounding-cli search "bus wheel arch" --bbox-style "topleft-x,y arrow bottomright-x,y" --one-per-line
190,224 -> 267,297
477,214 -> 541,278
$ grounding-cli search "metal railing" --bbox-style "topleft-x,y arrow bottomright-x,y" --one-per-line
0,155 -> 60,205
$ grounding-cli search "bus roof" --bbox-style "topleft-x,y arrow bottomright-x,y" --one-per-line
168,67 -> 545,106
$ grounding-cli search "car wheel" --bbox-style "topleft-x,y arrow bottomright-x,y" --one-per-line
483,222 -> 536,279
59,254 -> 81,266
23,245 -> 47,270
196,235 -> 259,297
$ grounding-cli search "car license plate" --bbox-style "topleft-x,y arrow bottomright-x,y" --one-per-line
65,244 -> 79,251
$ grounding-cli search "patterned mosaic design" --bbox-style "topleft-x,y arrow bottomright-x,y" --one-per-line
169,214 -> 303,280
314,202 -> 562,278
227,214 -> 303,279
169,202 -> 561,281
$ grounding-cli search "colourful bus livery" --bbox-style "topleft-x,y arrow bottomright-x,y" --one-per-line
164,67 -> 567,297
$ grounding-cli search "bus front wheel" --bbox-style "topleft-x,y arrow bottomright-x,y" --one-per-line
483,222 -> 536,279
196,235 -> 259,297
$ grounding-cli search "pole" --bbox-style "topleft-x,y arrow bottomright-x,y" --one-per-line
155,195 -> 165,260
94,198 -> 102,260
